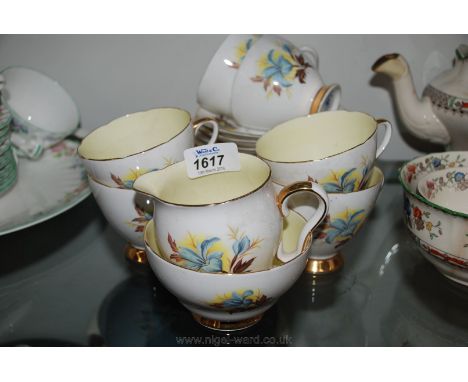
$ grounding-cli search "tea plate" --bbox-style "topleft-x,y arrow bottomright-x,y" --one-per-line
0,139 -> 90,235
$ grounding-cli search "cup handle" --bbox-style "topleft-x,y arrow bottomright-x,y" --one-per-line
375,118 -> 392,158
276,181 -> 329,263
193,118 -> 219,145
299,46 -> 319,69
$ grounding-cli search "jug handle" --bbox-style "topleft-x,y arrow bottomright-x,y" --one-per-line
193,118 -> 219,145
375,118 -> 392,158
276,180 -> 329,263
299,46 -> 319,69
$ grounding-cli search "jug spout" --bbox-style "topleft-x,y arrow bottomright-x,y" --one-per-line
372,53 -> 450,145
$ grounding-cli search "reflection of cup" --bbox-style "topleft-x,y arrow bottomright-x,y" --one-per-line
0,66 -> 80,160
231,35 -> 341,131
78,108 -> 218,189
134,153 -> 329,273
197,35 -> 259,118
88,176 -> 153,252
256,111 -> 392,192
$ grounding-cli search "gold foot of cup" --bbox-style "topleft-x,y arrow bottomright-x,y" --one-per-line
124,244 -> 148,265
192,313 -> 263,331
305,253 -> 344,274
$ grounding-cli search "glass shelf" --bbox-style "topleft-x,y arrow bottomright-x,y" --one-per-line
1,160 -> 467,346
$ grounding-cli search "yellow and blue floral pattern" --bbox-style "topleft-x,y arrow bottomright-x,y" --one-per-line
111,157 -> 174,189
314,208 -> 367,248
209,289 -> 271,313
167,226 -> 263,273
251,43 -> 311,97
228,37 -> 257,69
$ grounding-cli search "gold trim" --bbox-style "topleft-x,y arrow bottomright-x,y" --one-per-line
305,253 -> 344,274
135,156 -> 272,208
78,107 -> 192,161
371,53 -> 400,72
125,244 -> 148,265
256,111 -> 384,164
309,84 -> 331,114
192,313 -> 263,331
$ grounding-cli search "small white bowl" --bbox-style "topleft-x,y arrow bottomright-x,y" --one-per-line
0,66 -> 80,152
144,212 -> 309,331
417,168 -> 468,215
88,176 -> 153,252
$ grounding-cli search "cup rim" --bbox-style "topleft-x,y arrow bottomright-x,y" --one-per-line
78,107 -> 192,162
134,154 -> 273,208
0,65 -> 81,136
144,218 -> 307,276
256,110 -> 381,164
398,151 -> 468,219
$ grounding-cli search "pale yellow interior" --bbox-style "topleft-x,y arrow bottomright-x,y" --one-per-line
78,108 -> 191,160
256,111 -> 377,162
133,153 -> 270,205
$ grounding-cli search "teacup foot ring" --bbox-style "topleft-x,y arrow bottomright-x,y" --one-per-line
192,313 -> 263,331
305,253 -> 344,274
124,245 -> 148,265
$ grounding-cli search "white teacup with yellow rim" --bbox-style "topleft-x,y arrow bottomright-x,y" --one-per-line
78,108 -> 218,189
134,153 -> 329,273
256,111 -> 392,193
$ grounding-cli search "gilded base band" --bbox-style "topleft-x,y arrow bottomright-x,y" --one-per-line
192,313 -> 263,331
305,252 -> 344,274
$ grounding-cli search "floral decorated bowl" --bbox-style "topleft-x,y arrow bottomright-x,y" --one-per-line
417,168 -> 468,215
275,167 -> 384,273
144,211 -> 309,331
399,151 -> 468,286
88,176 -> 153,258
0,66 -> 80,159
78,108 -> 218,188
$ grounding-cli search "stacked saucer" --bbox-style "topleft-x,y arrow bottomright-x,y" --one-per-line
0,105 -> 17,195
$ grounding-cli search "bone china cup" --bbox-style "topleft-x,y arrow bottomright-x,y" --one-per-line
256,111 -> 392,192
231,35 -> 341,131
88,176 -> 153,250
274,167 -> 385,262
197,34 -> 259,118
133,153 -> 329,273
0,66 -> 80,159
78,108 -> 218,188
145,213 -> 309,330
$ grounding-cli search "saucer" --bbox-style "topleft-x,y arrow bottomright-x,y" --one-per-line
0,138 -> 90,235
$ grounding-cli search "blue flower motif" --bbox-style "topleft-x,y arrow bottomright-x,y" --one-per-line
432,158 -> 442,168
325,210 -> 365,245
233,236 -> 250,256
454,172 -> 465,182
262,49 -> 295,88
220,290 -> 254,309
176,237 -> 223,273
323,168 -> 358,193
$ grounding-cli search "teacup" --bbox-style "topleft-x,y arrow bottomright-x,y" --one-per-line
231,35 -> 341,131
88,176 -> 153,252
197,35 -> 259,118
0,66 -> 80,160
134,153 -> 329,273
78,107 -> 218,188
273,167 -> 385,270
256,111 -> 392,192
417,168 -> 468,215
